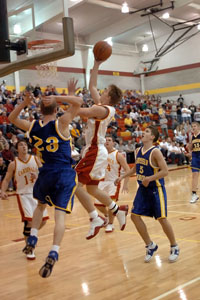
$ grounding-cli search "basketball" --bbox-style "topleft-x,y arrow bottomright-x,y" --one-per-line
93,41 -> 112,61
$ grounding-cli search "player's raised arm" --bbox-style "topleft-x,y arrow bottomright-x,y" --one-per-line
55,78 -> 83,126
89,60 -> 103,105
8,93 -> 33,132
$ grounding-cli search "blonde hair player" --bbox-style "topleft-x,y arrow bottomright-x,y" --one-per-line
8,79 -> 83,278
115,126 -> 180,263
188,121 -> 200,203
1,140 -> 49,260
94,135 -> 130,233
75,59 -> 128,240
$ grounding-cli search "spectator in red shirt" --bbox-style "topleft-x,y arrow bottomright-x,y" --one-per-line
0,111 -> 11,134
1,143 -> 14,167
4,99 -> 14,113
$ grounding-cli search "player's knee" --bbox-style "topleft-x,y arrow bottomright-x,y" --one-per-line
37,201 -> 46,211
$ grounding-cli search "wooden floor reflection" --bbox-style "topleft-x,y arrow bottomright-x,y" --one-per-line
1,167 -> 200,300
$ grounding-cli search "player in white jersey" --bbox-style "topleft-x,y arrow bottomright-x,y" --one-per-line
75,59 -> 128,240
1,140 -> 49,260
94,135 -> 130,232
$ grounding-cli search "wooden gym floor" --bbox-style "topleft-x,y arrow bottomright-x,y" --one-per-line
0,166 -> 200,300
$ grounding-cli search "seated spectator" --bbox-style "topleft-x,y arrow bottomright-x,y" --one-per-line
25,82 -> 34,92
124,138 -> 135,163
194,109 -> 200,122
0,156 -> 7,187
189,101 -> 196,122
181,105 -> 191,123
132,121 -> 143,137
109,127 -> 118,141
4,99 -> 14,114
115,138 -> 126,155
0,111 -> 11,135
176,105 -> 182,124
0,130 -> 8,151
159,137 -> 168,159
1,143 -> 14,167
167,141 -> 183,165
124,114 -> 133,132
160,114 -> 168,137
177,94 -> 184,108
33,84 -> 42,97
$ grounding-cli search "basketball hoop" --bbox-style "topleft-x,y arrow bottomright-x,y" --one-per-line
28,40 -> 61,78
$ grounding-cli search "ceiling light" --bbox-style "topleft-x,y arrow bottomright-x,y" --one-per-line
13,24 -> 21,34
121,2 -> 129,13
162,12 -> 170,19
142,44 -> 148,52
104,37 -> 113,46
197,24 -> 200,30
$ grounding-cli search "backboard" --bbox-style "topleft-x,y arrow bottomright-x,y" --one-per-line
0,0 -> 75,77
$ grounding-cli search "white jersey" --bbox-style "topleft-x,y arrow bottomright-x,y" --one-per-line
14,155 -> 38,194
104,149 -> 121,181
85,105 -> 115,146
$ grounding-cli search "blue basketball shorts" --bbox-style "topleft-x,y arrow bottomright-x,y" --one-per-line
131,185 -> 167,219
33,166 -> 77,213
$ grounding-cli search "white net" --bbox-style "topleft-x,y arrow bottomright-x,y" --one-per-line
35,61 -> 57,78
28,43 -> 59,78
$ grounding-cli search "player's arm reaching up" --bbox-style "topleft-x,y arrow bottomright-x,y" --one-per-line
8,92 -> 33,132
53,79 -> 83,137
89,60 -> 104,105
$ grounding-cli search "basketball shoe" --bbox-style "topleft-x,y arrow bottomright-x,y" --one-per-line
86,216 -> 106,240
190,193 -> 199,204
144,242 -> 158,263
105,223 -> 114,233
39,251 -> 59,278
23,235 -> 38,255
115,205 -> 129,231
26,249 -> 36,260
169,245 -> 179,262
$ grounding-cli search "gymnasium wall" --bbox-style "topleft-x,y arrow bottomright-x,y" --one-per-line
140,33 -> 200,100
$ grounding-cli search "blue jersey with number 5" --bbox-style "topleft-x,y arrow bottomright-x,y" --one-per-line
29,119 -> 73,166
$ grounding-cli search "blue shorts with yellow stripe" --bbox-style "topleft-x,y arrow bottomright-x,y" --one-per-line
191,155 -> 200,173
33,165 -> 77,213
131,184 -> 167,219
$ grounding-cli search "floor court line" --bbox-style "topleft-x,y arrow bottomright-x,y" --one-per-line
152,277 -> 200,300
0,224 -> 89,249
169,210 -> 200,215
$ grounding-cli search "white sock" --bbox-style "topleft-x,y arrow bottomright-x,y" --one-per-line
30,228 -> 38,237
109,201 -> 119,214
89,210 -> 98,219
51,245 -> 60,253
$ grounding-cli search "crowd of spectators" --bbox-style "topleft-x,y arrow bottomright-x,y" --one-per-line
0,80 -> 200,189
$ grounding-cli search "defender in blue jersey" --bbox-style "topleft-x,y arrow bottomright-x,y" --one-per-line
8,79 -> 83,278
116,126 -> 179,263
188,122 -> 200,203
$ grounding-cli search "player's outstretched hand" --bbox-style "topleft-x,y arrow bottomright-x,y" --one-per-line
114,177 -> 122,186
121,184 -> 129,194
68,78 -> 78,95
24,92 -> 33,106
1,191 -> 8,200
142,177 -> 150,187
